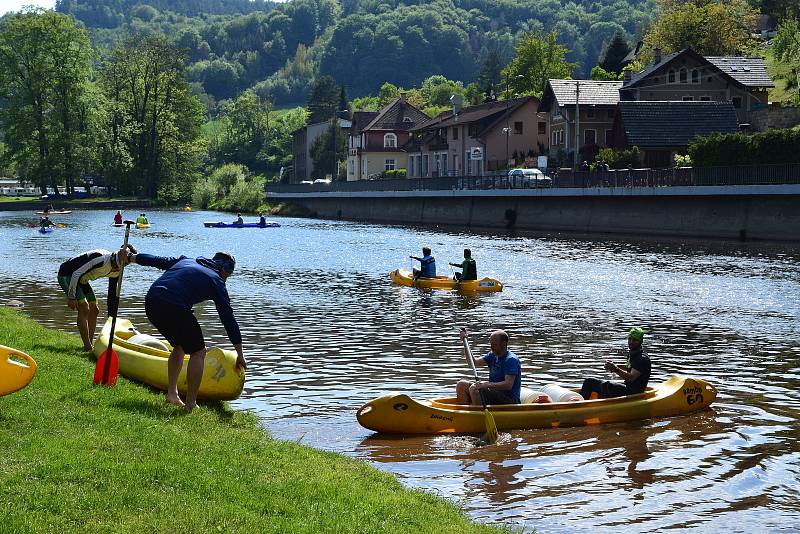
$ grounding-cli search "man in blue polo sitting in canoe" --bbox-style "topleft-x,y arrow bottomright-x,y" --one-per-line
409,246 -> 436,280
456,329 -> 521,405
580,327 -> 651,399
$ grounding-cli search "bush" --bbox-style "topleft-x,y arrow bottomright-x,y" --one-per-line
384,169 -> 407,179
596,146 -> 641,168
191,178 -> 217,209
216,175 -> 265,213
689,129 -> 800,167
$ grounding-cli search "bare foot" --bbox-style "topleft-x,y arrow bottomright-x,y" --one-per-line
166,395 -> 185,407
184,403 -> 197,412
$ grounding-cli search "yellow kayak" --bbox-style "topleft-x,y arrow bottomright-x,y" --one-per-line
135,223 -> 151,229
389,268 -> 503,292
357,375 -> 716,434
93,318 -> 245,401
0,345 -> 37,397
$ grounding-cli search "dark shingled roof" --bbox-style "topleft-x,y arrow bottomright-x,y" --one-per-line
618,101 -> 739,147
548,80 -> 622,106
362,97 -> 429,131
350,111 -> 379,133
414,96 -> 531,131
705,56 -> 774,88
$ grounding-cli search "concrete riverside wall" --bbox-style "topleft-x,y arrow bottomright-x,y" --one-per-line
270,185 -> 800,242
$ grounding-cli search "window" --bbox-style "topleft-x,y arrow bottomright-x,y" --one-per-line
441,153 -> 448,175
422,154 -> 429,176
385,159 -> 396,171
552,132 -> 558,145
408,157 -> 414,176
732,97 -> 742,109
468,124 -> 478,137
682,96 -> 694,101
538,121 -> 546,135
584,129 -> 596,145
383,133 -> 397,148
699,96 -> 711,101
349,159 -> 355,175
453,154 -> 458,173
668,69 -> 676,83
605,129 -> 613,145
586,108 -> 595,119
452,127 -> 459,140
691,69 -> 700,84
403,117 -> 412,123
514,121 -> 523,134
679,68 -> 687,83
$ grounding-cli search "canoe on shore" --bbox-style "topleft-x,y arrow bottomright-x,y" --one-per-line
356,375 -> 717,434
389,268 -> 503,292
94,318 -> 245,401
203,221 -> 280,228
0,345 -> 38,397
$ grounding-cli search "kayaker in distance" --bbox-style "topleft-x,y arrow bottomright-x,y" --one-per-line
57,246 -> 136,352
449,248 -> 477,281
456,329 -> 522,405
259,212 -> 266,225
233,213 -> 244,225
410,246 -> 436,280
114,210 -> 123,225
579,327 -> 651,399
39,215 -> 55,229
124,249 -> 247,411
136,213 -> 149,225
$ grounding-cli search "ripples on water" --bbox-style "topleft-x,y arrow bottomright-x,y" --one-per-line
1,209 -> 799,532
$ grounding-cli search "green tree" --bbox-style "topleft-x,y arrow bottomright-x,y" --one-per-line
643,0 -> 759,59
309,123 -> 347,180
216,90 -> 271,173
771,18 -> 800,103
307,75 -> 340,124
476,49 -> 505,100
502,32 -> 575,98
599,32 -> 631,74
0,9 -> 98,196
590,66 -> 622,81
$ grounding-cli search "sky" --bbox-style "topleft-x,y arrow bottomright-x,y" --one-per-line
1,0 -> 56,16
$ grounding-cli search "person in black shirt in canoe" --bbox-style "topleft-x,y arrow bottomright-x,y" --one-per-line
580,327 -> 651,400
449,248 -> 477,282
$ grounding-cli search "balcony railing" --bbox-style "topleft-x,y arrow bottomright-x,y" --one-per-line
266,164 -> 800,194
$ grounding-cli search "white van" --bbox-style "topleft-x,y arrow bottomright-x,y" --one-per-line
507,168 -> 552,188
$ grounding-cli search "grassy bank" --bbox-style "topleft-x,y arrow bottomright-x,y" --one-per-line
0,308 -> 509,533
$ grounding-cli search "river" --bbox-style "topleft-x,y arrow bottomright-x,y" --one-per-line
1,208 -> 798,533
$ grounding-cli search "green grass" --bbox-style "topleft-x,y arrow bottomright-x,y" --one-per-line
0,196 -> 36,202
765,48 -> 799,105
0,308 -> 510,533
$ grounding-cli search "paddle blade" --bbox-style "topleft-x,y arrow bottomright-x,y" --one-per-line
93,348 -> 119,386
481,408 -> 499,445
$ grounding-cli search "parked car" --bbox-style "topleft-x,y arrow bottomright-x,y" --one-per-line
507,168 -> 552,188
312,178 -> 331,185
299,180 -> 314,185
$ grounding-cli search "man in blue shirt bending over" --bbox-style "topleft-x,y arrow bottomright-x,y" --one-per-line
125,250 -> 246,411
456,328 -> 521,405
409,246 -> 436,280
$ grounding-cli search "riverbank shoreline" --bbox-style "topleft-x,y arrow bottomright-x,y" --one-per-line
0,198 -> 155,212
0,308 -> 508,533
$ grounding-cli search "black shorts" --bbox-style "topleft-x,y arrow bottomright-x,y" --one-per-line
482,388 -> 518,405
145,299 -> 205,354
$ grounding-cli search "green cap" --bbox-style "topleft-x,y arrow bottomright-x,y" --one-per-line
628,327 -> 644,342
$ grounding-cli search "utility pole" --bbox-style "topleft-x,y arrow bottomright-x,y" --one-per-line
574,81 -> 580,169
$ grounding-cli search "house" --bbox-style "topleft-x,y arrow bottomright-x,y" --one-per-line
620,48 -> 774,125
611,100 -> 739,167
292,117 -> 352,183
346,95 -> 429,181
538,80 -> 623,163
406,96 -> 548,177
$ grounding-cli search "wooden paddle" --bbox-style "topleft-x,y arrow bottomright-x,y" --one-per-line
93,220 -> 134,386
461,328 -> 499,444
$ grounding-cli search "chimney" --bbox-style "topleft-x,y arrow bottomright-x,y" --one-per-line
450,93 -> 463,119
653,47 -> 662,65
623,70 -> 632,83
399,92 -> 407,102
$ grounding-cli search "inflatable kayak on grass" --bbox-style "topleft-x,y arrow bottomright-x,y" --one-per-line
93,317 -> 245,401
389,268 -> 503,292
356,375 -> 717,434
0,345 -> 37,397
204,221 -> 280,228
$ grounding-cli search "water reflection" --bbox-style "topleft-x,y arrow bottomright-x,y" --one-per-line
1,208 -> 799,532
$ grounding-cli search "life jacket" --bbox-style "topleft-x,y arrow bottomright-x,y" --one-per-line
462,258 -> 477,280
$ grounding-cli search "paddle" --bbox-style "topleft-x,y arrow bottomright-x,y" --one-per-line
93,220 -> 134,386
461,328 -> 499,444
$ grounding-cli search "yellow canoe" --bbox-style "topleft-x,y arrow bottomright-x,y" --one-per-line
94,318 -> 245,401
135,223 -> 151,229
389,268 -> 503,292
0,345 -> 37,397
357,375 -> 716,434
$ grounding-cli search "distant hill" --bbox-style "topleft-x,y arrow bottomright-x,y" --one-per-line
55,0 -> 657,105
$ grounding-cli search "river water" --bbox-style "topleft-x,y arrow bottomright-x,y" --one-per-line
1,208 -> 799,533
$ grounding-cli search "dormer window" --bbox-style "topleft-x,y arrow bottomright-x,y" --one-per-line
679,68 -> 687,83
668,69 -> 676,83
403,117 -> 412,123
384,133 -> 397,148
691,69 -> 699,84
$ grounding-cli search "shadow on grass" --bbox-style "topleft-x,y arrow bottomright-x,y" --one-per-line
110,397 -> 237,424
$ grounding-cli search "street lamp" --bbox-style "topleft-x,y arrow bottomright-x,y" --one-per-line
504,74 -> 524,170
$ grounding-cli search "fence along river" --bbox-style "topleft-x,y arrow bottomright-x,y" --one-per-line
1,208 -> 798,532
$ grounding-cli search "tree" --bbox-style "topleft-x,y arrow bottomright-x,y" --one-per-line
643,0 -> 759,59
771,18 -> 800,103
306,75 -> 340,124
476,49 -> 505,100
502,32 -> 575,98
0,9 -> 98,196
309,123 -> 347,180
216,90 -> 271,173
599,32 -> 631,74
590,66 -> 621,81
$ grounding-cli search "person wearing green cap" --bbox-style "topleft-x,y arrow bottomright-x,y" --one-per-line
579,327 -> 651,400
